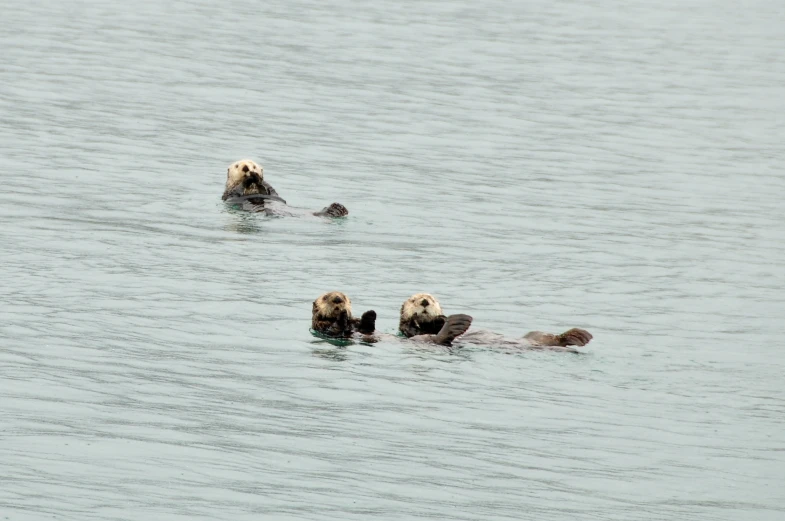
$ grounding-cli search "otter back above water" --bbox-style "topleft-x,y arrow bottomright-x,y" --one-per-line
1,0 -> 784,520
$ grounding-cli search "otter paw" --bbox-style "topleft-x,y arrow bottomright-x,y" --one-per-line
242,172 -> 264,189
558,328 -> 593,347
322,203 -> 348,217
335,310 -> 350,331
359,310 -> 377,334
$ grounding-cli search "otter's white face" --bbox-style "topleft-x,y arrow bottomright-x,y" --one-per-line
400,293 -> 443,321
226,159 -> 264,190
313,291 -> 353,318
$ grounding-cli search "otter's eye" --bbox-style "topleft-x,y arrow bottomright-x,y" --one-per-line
322,296 -> 327,301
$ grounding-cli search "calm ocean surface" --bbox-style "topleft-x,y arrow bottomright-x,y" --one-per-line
1,0 -> 784,519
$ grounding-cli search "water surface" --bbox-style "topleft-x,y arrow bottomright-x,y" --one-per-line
1,0 -> 784,519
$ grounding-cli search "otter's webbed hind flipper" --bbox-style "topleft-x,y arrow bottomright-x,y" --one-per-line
557,328 -> 593,347
523,328 -> 593,347
313,203 -> 349,218
432,314 -> 473,345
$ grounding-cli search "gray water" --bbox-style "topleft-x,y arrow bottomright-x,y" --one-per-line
1,0 -> 784,519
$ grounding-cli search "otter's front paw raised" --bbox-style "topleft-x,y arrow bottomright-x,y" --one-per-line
358,310 -> 377,334
334,310 -> 350,334
320,203 -> 348,217
558,328 -> 593,347
242,172 -> 264,189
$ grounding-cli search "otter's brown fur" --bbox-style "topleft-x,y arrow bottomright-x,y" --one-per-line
222,159 -> 284,205
311,291 -> 376,338
397,293 -> 473,345
398,293 -> 593,349
399,293 -> 447,338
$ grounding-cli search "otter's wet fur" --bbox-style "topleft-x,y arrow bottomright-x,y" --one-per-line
399,293 -> 447,338
222,159 -> 348,218
310,291 -> 471,346
399,293 -> 593,351
397,293 -> 473,345
311,291 -> 376,339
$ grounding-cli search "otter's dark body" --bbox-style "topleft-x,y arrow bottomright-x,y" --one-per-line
456,330 -> 582,353
223,172 -> 347,218
398,294 -> 592,350
312,310 -> 376,338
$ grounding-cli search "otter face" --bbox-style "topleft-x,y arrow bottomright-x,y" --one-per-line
313,291 -> 353,319
400,293 -> 443,321
226,159 -> 264,191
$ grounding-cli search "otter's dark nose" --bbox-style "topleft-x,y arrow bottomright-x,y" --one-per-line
421,299 -> 429,307
332,296 -> 344,304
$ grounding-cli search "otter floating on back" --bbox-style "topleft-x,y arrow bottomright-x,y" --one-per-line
311,291 -> 377,339
311,291 -> 472,346
399,293 -> 593,352
222,159 -> 348,218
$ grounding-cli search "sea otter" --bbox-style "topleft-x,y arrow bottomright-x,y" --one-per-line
222,159 -> 348,217
312,291 -> 472,345
399,293 -> 593,351
311,291 -> 377,339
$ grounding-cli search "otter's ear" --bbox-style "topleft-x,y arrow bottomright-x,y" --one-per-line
312,301 -> 317,315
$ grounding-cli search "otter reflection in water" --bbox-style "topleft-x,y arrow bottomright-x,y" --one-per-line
399,293 -> 592,352
222,159 -> 348,218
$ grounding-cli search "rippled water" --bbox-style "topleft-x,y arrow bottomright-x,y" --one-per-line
2,0 -> 784,519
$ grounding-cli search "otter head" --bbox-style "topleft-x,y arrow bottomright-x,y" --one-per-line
226,159 -> 264,194
312,291 -> 355,336
399,293 -> 445,336
313,291 -> 353,320
401,293 -> 443,322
